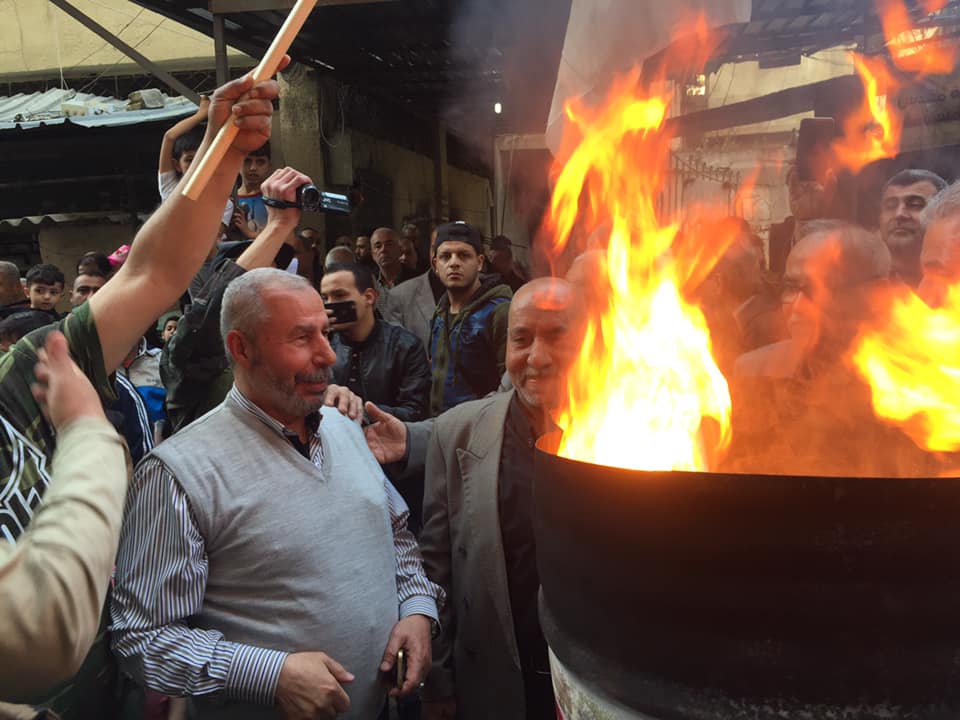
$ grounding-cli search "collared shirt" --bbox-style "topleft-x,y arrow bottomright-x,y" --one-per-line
110,386 -> 442,704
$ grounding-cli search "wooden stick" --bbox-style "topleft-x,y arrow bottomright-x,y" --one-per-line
181,0 -> 318,200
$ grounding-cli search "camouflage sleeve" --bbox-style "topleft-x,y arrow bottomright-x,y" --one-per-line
63,302 -> 117,406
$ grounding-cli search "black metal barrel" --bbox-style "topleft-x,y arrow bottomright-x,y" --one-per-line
534,433 -> 960,719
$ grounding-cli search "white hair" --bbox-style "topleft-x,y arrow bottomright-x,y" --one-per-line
220,267 -> 312,359
921,179 -> 960,226
324,246 -> 355,267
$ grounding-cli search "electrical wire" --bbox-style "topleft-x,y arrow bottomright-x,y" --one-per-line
319,82 -> 346,148
77,17 -> 167,96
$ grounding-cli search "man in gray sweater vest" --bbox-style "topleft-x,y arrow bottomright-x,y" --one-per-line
111,263 -> 442,720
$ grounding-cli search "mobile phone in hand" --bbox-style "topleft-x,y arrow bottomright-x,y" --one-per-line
396,648 -> 406,689
325,300 -> 358,325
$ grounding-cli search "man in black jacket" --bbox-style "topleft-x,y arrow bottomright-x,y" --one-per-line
321,262 -> 431,422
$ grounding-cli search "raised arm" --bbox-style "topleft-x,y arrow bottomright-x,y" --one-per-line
91,65 -> 288,374
158,97 -> 210,175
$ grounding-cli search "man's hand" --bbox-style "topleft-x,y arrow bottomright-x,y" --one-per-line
206,59 -> 290,156
363,402 -> 408,464
262,167 -> 313,230
380,614 -> 433,698
423,698 -> 457,720
31,331 -> 106,430
275,651 -> 353,720
324,385 -> 363,422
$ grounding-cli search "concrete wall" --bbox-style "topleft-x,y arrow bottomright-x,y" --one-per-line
38,221 -> 135,312
705,47 -> 854,136
350,130 -> 492,236
2,0 -> 251,82
448,166 -> 493,233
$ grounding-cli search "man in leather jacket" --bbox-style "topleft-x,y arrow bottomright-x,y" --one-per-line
322,263 -> 431,422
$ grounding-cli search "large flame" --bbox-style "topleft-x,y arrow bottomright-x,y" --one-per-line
832,54 -> 903,174
545,70 -> 732,472
876,0 -> 957,75
850,284 -> 960,453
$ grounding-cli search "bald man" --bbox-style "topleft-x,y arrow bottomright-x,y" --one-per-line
735,219 -> 891,379
410,278 -> 576,720
0,260 -> 29,319
726,220 -> 927,477
917,180 -> 960,308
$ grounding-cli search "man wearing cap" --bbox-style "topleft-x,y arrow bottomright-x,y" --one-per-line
429,222 -> 512,416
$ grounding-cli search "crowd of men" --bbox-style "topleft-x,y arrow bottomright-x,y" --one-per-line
1,68 -> 959,720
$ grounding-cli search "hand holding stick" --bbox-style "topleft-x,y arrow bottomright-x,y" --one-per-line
181,0 -> 318,200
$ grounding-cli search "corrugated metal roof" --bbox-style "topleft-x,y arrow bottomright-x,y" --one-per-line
0,87 -> 196,131
0,210 -> 152,230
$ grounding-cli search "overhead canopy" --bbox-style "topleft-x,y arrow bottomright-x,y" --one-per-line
130,0 -> 571,137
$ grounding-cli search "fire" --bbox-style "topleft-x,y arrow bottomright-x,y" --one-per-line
546,70 -> 732,472
832,54 -> 903,174
876,0 -> 957,75
850,284 -> 960,453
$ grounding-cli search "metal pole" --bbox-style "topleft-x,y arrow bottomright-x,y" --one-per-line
47,0 -> 201,103
213,14 -> 230,86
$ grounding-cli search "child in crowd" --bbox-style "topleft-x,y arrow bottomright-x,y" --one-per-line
24,263 -> 65,319
0,310 -> 54,353
158,312 -> 180,343
158,96 -> 233,241
233,141 -> 272,239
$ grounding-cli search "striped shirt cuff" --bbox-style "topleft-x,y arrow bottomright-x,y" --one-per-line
400,595 -> 439,623
224,643 -> 289,704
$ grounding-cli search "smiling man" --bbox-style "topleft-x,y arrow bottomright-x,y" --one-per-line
418,277 -> 577,720
111,266 -> 442,720
429,222 -> 512,416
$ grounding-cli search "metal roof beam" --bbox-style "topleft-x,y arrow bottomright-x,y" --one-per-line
48,0 -> 201,103
208,0 -> 396,12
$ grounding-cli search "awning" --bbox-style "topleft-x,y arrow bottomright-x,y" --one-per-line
0,87 -> 197,131
0,211 -> 152,231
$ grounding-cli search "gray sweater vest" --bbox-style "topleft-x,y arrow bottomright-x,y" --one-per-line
150,394 -> 398,719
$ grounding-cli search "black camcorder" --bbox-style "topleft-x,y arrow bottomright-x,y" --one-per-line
296,184 -> 351,215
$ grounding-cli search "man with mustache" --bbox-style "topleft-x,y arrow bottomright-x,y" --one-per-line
111,260 -> 442,719
878,169 -> 946,287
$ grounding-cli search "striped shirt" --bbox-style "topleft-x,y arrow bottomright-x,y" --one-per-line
110,386 -> 442,703
112,371 -> 153,464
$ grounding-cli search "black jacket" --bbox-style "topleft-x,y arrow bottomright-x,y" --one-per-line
330,319 -> 430,422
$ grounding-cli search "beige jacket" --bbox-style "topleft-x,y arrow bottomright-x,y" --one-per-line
420,391 -> 527,720
0,417 -> 130,708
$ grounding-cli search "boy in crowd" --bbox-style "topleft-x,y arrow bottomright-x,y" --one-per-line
159,312 -> 180,343
158,96 -> 234,243
25,263 -> 65,319
233,141 -> 273,239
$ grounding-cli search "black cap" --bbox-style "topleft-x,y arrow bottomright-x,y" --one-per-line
434,222 -> 483,255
